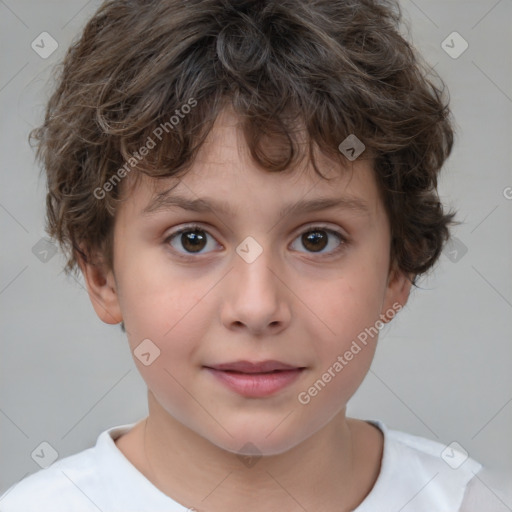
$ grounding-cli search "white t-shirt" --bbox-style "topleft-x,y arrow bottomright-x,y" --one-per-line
0,420 -> 488,511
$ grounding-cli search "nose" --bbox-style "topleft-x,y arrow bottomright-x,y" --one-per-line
220,244 -> 292,337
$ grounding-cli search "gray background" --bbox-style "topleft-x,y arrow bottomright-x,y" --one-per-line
1,0 -> 511,504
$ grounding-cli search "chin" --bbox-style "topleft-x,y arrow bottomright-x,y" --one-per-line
196,414 -> 314,458
214,432 -> 303,458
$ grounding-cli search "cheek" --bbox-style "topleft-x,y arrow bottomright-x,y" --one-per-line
295,302 -> 379,423
117,249 -> 212,342
121,272 -> 213,419
304,266 -> 385,348
294,261 -> 386,399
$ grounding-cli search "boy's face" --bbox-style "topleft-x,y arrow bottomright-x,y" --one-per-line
84,109 -> 411,455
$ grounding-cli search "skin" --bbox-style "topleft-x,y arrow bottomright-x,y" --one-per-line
80,108 -> 412,511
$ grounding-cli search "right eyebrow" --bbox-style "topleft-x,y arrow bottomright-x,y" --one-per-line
142,191 -> 237,216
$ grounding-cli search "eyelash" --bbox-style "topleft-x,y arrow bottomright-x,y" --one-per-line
164,223 -> 348,259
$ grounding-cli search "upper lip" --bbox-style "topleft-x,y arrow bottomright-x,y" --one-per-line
205,360 -> 303,373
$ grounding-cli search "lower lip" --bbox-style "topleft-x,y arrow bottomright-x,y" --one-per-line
205,368 -> 304,397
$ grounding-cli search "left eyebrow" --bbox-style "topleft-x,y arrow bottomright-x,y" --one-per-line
278,196 -> 371,218
142,190 -> 371,218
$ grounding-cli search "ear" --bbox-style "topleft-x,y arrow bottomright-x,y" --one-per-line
77,250 -> 122,325
379,264 -> 413,323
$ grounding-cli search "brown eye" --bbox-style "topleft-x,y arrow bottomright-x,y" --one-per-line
302,230 -> 328,252
180,230 -> 207,253
166,225 -> 219,255
290,227 -> 346,256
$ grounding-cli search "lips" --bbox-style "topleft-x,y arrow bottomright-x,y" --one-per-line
206,360 -> 302,374
204,360 -> 305,397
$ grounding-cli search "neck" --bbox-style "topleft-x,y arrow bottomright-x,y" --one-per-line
123,391 -> 382,512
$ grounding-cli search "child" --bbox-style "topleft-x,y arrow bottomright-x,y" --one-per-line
0,0 -> 490,510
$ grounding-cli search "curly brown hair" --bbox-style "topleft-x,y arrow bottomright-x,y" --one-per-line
30,0 -> 458,287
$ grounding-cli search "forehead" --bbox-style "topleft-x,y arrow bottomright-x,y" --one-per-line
121,109 -> 382,220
